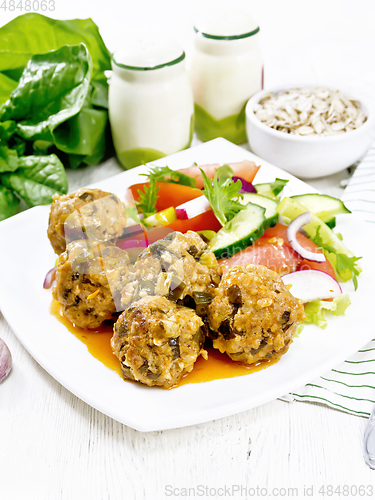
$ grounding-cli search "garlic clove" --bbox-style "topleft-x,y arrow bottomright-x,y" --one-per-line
0,338 -> 12,382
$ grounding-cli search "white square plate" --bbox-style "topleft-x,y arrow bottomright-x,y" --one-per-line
0,138 -> 373,431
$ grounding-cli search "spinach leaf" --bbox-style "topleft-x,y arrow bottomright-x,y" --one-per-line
0,13 -> 110,83
90,81 -> 109,109
9,136 -> 26,157
0,44 -> 92,141
0,43 -> 110,168
0,72 -> 18,107
0,121 -> 16,143
32,140 -> 54,155
0,15 -> 114,219
53,106 -> 107,156
0,185 -> 20,221
0,154 -> 68,207
0,146 -> 18,172
65,131 -> 107,169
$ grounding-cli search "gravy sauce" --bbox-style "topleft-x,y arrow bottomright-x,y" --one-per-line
51,300 -> 280,387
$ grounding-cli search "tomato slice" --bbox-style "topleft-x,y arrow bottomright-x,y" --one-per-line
219,223 -> 336,278
129,182 -> 203,212
166,209 -> 222,233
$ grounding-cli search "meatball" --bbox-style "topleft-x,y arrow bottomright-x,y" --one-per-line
120,231 -> 222,312
111,295 -> 206,388
53,240 -> 132,329
47,188 -> 128,254
207,265 -> 306,365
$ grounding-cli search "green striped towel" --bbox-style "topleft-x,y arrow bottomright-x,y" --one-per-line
283,142 -> 375,417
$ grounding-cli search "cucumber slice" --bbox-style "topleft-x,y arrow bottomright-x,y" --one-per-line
279,214 -> 336,229
325,217 -> 336,229
290,193 -> 351,223
239,193 -> 278,229
277,197 -> 361,280
208,203 -> 266,259
254,178 -> 289,199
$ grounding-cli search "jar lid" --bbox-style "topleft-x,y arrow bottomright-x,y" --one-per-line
194,10 -> 259,40
112,37 -> 185,71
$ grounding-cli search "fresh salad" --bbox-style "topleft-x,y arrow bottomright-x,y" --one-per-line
123,160 -> 361,330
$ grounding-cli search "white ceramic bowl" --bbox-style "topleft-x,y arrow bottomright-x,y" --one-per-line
245,85 -> 375,179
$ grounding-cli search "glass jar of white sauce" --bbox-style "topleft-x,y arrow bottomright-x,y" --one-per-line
109,38 -> 194,169
189,10 -> 262,144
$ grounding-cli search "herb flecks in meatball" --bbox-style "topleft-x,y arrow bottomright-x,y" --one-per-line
111,295 -> 207,388
207,265 -> 306,365
120,231 -> 222,311
47,188 -> 128,254
53,240 -> 132,329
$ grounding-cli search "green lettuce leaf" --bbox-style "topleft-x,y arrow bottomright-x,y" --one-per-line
303,294 -> 351,329
0,145 -> 18,173
0,120 -> 16,143
90,81 -> 109,109
0,15 -> 115,220
201,165 -> 245,226
0,44 -> 92,140
0,154 -> 68,207
53,106 -> 107,156
10,136 -> 26,157
311,226 -> 362,290
0,13 -> 110,83
0,185 -> 20,221
0,43 -> 109,170
0,72 -> 18,107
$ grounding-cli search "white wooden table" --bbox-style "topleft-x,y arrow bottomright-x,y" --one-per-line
2,1 -> 375,498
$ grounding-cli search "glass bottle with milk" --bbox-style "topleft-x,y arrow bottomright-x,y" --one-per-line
109,37 -> 194,169
189,10 -> 262,144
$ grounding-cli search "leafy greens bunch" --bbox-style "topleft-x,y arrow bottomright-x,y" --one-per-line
311,226 -> 362,290
201,165 -> 245,226
0,14 -> 112,221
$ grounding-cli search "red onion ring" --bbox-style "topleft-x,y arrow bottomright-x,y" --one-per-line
232,176 -> 257,193
43,266 -> 57,289
286,212 -> 326,263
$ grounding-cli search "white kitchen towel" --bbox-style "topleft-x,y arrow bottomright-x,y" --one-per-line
283,141 -> 375,416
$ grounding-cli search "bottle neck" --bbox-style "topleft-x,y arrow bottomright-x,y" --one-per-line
112,58 -> 186,83
193,31 -> 260,56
